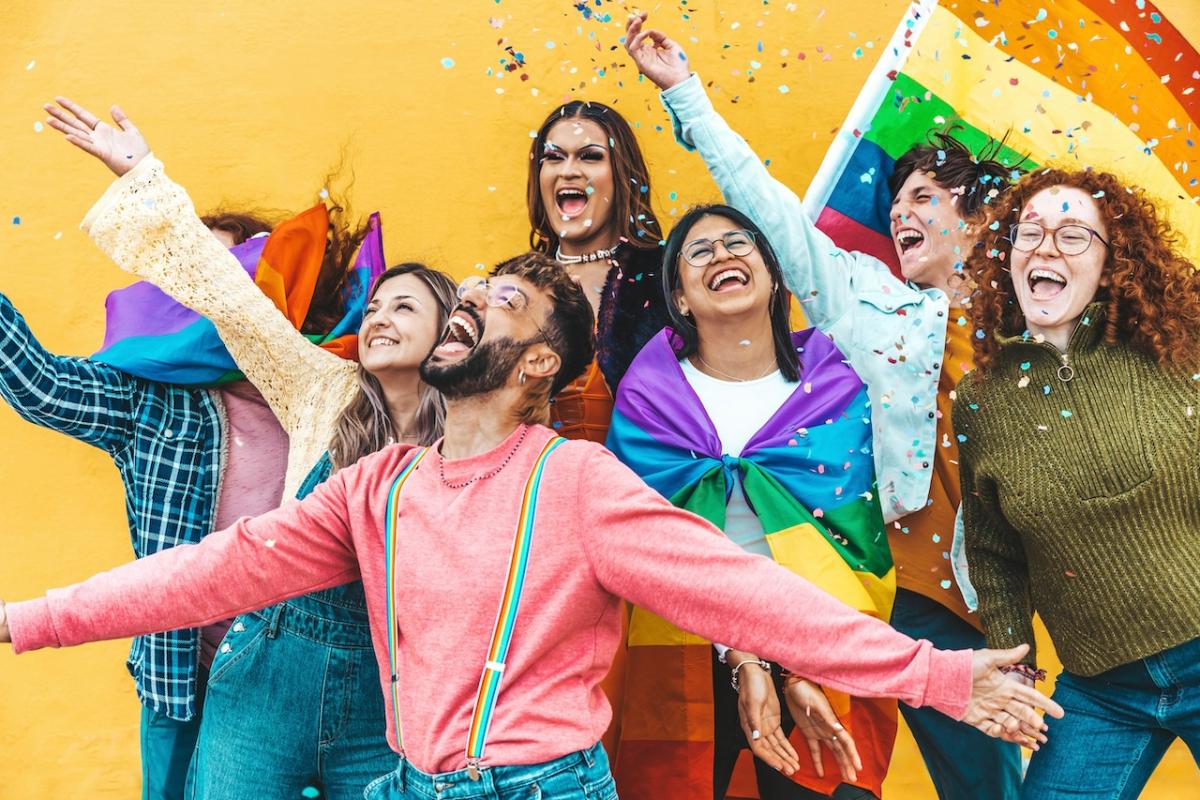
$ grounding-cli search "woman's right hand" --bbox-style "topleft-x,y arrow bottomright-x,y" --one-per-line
624,13 -> 692,91
45,97 -> 150,177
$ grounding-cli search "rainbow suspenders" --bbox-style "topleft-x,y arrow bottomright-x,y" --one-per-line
383,435 -> 566,780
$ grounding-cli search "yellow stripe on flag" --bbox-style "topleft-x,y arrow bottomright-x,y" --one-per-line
907,6 -> 1200,259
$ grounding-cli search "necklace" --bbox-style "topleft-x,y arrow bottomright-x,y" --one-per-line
437,425 -> 529,489
555,242 -> 622,264
694,353 -> 777,383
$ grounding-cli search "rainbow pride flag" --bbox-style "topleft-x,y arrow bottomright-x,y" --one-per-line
804,0 -> 1200,272
607,328 -> 896,799
93,207 -> 386,386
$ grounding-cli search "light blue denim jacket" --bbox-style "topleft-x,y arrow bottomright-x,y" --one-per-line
661,74 -> 947,524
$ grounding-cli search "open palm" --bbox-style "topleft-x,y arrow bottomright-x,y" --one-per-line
45,97 -> 150,177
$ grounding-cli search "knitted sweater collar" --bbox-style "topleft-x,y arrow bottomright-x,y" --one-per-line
993,300 -> 1108,356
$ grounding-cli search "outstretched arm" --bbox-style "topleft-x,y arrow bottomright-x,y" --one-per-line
45,98 -> 349,436
0,291 -> 136,454
624,14 -> 890,331
1,464 -> 360,651
578,446 -> 1062,746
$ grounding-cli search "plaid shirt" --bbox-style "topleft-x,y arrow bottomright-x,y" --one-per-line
0,292 -> 222,721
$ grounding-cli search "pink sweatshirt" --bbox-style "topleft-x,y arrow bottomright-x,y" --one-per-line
8,424 -> 972,774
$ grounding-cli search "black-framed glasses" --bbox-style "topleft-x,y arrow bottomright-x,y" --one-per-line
456,276 -> 552,346
681,229 -> 758,267
1008,222 -> 1109,255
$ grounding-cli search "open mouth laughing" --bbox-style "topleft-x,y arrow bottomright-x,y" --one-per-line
706,266 -> 750,293
1028,267 -> 1068,300
895,227 -> 925,254
433,307 -> 483,358
555,187 -> 589,219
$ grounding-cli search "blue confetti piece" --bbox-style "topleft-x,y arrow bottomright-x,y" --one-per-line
11,216 -> 19,225
440,57 -> 455,68
1061,409 -> 1073,418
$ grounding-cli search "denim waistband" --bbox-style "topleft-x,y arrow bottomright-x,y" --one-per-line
386,743 -> 605,799
251,582 -> 372,648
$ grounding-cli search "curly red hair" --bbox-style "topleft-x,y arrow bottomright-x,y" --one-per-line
965,167 -> 1200,372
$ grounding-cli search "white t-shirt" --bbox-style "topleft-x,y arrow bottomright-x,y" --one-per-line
678,357 -> 797,559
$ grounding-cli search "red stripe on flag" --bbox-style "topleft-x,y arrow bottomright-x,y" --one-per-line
815,207 -> 902,280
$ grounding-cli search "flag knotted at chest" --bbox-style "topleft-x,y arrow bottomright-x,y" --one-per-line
606,327 -> 896,799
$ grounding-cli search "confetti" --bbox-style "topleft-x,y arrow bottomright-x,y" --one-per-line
11,216 -> 19,225
33,121 -> 43,133
440,57 -> 456,69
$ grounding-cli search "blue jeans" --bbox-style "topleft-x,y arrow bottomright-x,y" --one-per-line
141,667 -> 205,800
1022,636 -> 1200,799
190,583 -> 396,800
890,589 -> 1023,800
364,742 -> 617,800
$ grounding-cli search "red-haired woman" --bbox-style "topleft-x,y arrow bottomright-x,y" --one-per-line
955,167 -> 1200,798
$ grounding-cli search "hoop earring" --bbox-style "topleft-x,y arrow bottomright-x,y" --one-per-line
519,369 -> 527,385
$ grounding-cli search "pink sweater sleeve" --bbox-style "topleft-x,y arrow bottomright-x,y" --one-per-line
577,447 -> 974,720
7,469 -> 361,653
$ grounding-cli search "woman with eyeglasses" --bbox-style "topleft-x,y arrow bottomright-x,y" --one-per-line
956,167 -> 1200,798
606,204 -> 896,800
45,97 -> 458,800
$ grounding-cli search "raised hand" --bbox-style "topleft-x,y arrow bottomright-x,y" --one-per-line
44,97 -> 150,177
733,654 -> 801,775
782,677 -> 862,782
624,13 -> 691,91
964,644 -> 1064,748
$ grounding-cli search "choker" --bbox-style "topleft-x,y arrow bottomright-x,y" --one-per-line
555,242 -> 622,264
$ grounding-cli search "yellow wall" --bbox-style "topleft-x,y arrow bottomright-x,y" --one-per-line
0,1 -> 1195,796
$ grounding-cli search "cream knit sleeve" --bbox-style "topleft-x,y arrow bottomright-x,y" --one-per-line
80,155 -> 354,437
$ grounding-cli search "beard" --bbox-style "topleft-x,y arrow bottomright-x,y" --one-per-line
420,334 -> 540,399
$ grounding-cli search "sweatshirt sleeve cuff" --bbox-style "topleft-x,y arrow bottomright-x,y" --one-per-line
920,646 -> 974,720
6,598 -> 61,654
659,73 -> 710,151
80,153 -> 163,234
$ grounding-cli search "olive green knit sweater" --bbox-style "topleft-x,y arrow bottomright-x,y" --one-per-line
954,304 -> 1200,676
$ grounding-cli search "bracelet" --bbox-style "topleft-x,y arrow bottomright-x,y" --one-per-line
730,658 -> 771,692
1000,664 -> 1047,682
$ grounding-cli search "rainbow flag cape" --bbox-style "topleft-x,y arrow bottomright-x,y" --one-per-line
607,328 -> 896,799
93,207 -> 386,386
804,0 -> 1200,272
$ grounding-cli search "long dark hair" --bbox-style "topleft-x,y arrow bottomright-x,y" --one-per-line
526,100 -> 661,253
328,263 -> 458,469
661,204 -> 800,382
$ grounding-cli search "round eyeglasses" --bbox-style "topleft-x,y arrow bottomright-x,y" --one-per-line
1008,222 -> 1109,256
455,276 -> 552,348
456,276 -> 531,311
681,229 -> 758,267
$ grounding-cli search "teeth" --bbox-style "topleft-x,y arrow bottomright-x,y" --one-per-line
449,316 -> 478,347
369,337 -> 398,347
1029,268 -> 1066,284
708,269 -> 749,290
557,188 -> 587,200
896,230 -> 924,249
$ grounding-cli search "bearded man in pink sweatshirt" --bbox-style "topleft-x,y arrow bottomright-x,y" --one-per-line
1,252 -> 1060,800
